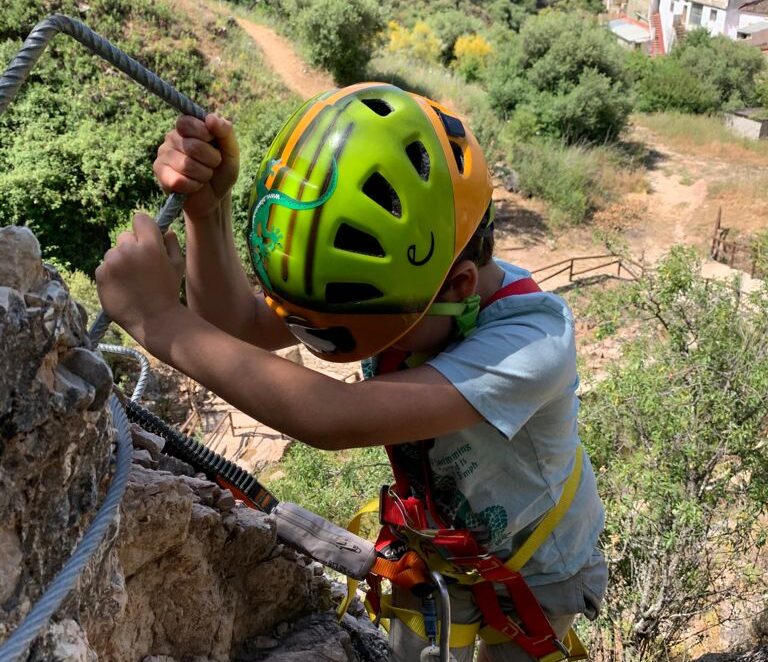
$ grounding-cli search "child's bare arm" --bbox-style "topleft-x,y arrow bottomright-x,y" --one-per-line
136,304 -> 480,449
95,215 -> 480,447
154,114 -> 295,351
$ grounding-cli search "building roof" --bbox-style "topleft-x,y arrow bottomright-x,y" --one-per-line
739,0 -> 768,15
737,19 -> 768,32
608,18 -> 651,42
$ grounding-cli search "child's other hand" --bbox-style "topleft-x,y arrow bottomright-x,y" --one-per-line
153,114 -> 240,220
95,214 -> 185,345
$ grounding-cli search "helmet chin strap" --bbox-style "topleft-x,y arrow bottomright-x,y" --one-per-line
427,294 -> 481,339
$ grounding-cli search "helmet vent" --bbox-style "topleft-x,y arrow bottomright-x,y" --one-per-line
361,98 -> 393,116
450,141 -> 465,174
363,172 -> 402,218
405,141 -> 430,181
334,223 -> 386,257
325,282 -> 384,305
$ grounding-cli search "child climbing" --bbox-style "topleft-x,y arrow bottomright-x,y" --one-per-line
95,82 -> 607,661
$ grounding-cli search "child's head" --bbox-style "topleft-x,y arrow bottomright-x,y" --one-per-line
247,83 -> 493,362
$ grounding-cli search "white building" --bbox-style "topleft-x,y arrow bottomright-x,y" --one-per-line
648,0 -> 768,53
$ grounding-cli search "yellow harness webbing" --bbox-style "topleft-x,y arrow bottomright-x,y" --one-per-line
339,446 -> 587,658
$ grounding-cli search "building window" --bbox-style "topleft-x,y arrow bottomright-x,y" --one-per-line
689,2 -> 703,25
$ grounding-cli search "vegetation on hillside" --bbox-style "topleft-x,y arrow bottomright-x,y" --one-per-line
250,0 -> 766,228
0,0 -> 295,275
580,248 -> 768,657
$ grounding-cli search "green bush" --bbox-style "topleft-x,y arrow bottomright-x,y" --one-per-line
506,138 -> 597,225
630,29 -> 765,113
485,11 -> 631,144
676,29 -> 765,109
296,0 -> 383,84
487,0 -> 537,32
629,51 -> 720,113
425,10 -> 484,65
580,248 -> 768,656
0,0 -> 212,273
270,443 -> 392,531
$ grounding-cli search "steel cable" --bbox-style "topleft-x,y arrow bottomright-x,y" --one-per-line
0,394 -> 133,662
0,14 -> 210,659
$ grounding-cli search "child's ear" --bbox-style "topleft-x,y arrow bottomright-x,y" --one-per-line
439,260 -> 478,302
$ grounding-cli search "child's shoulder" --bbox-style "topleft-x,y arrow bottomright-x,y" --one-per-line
481,259 -> 574,327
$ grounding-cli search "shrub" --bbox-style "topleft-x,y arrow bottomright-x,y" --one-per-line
630,29 -> 765,113
452,33 -> 493,82
580,248 -> 768,657
485,11 -> 631,144
425,10 -> 484,64
630,52 -> 720,113
507,138 -> 596,225
676,29 -> 765,109
386,20 -> 442,64
0,0 -> 212,274
296,0 -> 383,84
487,0 -> 537,32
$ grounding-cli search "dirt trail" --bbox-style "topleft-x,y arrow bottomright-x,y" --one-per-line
233,18 -> 334,99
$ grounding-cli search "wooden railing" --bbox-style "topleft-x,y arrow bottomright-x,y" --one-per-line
710,207 -> 762,278
531,254 -> 644,286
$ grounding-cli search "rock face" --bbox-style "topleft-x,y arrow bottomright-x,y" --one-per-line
0,226 -> 386,661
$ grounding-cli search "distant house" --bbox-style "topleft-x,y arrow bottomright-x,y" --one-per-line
647,0 -> 768,53
608,15 -> 653,50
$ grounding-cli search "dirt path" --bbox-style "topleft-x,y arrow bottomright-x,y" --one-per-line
232,18 -> 334,99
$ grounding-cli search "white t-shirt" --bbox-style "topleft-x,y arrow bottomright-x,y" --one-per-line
424,260 -> 605,586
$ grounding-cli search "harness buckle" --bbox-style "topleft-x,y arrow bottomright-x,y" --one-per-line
553,637 -> 570,657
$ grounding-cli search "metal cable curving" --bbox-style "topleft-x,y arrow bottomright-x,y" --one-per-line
0,394 -> 133,662
0,14 -> 208,660
97,344 -> 152,401
0,11 -> 207,345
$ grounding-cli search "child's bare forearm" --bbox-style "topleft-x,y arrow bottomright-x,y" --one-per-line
140,305 -> 479,450
183,196 -> 294,350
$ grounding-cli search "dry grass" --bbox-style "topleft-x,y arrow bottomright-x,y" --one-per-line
634,112 -> 768,165
707,171 -> 768,238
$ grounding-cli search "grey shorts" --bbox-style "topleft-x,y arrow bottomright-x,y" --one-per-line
388,549 -> 608,662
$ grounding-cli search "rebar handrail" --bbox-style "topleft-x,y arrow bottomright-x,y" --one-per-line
531,253 -> 645,285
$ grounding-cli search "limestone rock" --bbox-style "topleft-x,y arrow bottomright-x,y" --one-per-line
0,226 -> 387,661
0,226 -> 44,294
29,619 -> 98,662
0,228 -> 114,645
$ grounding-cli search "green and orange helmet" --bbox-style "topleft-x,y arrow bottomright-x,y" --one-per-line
247,82 -> 492,362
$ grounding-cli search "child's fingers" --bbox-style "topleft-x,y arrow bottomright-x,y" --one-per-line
205,114 -> 240,160
176,115 -> 214,141
162,148 -> 215,184
163,133 -> 222,169
153,155 -> 205,194
164,230 -> 185,276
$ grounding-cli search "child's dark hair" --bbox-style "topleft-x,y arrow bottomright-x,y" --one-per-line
457,202 -> 495,267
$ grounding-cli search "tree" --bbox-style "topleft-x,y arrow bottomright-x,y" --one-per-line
485,11 -> 631,143
297,0 -> 384,84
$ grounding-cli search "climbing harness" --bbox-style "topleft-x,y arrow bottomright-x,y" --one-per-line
0,15 -> 376,660
340,277 -> 589,662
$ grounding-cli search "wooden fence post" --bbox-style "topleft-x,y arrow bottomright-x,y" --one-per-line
711,206 -> 722,260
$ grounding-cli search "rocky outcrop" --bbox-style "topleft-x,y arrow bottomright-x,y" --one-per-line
0,226 -> 386,661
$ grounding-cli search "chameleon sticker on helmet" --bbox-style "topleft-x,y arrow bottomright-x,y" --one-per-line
249,157 -> 339,291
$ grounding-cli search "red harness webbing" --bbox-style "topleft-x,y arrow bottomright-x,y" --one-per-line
368,277 -> 570,659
